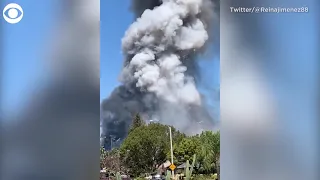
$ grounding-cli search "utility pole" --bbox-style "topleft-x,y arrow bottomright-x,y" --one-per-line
169,127 -> 174,179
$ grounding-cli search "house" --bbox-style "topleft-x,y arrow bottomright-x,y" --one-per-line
157,160 -> 171,174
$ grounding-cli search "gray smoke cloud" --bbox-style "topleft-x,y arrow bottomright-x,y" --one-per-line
101,0 -> 219,148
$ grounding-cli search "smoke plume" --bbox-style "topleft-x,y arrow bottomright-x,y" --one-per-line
101,0 -> 219,148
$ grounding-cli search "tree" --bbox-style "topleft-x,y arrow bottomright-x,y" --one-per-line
120,123 -> 185,177
129,113 -> 145,133
169,136 -> 201,165
100,147 -> 123,174
198,131 -> 220,175
100,147 -> 108,170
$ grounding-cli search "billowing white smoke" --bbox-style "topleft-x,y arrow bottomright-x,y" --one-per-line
101,0 -> 217,145
120,0 -> 209,106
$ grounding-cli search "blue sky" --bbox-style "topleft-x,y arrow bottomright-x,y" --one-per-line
261,2 -> 318,154
2,0 -> 317,161
2,0 -> 316,134
100,0 -> 133,100
2,0 -> 317,168
2,0 -> 220,116
2,0 -> 56,113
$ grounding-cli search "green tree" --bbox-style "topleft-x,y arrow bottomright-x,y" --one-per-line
170,136 -> 201,165
120,123 -> 185,177
198,131 -> 220,175
129,113 -> 145,133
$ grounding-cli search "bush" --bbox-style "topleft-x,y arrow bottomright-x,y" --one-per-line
134,177 -> 145,180
212,173 -> 217,180
192,174 -> 217,180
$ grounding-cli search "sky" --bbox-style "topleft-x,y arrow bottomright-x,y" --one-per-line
100,0 -> 221,121
2,0 -> 220,118
260,2 -> 318,153
1,0 -> 317,172
2,0 -> 316,130
100,0 -> 133,101
5,0 -> 316,138
100,0 -> 221,111
2,0 -> 56,114
1,0 -> 317,161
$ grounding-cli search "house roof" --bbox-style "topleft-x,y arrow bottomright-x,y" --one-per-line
177,163 -> 194,169
177,163 -> 186,169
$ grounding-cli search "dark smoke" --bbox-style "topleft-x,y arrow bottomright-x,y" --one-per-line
129,0 -> 163,18
101,0 -> 219,149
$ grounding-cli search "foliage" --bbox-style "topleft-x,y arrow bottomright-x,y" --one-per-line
197,131 -> 220,174
129,113 -> 145,133
134,177 -> 145,180
192,174 -> 216,180
100,147 -> 126,175
212,173 -> 218,180
100,147 -> 108,170
169,131 -> 220,176
169,136 -> 201,165
120,123 -> 185,177
103,111 -> 220,178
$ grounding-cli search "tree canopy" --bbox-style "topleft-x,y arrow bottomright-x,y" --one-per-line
169,135 -> 201,165
129,113 -> 145,133
198,131 -> 220,174
120,123 -> 185,176
100,113 -> 220,178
